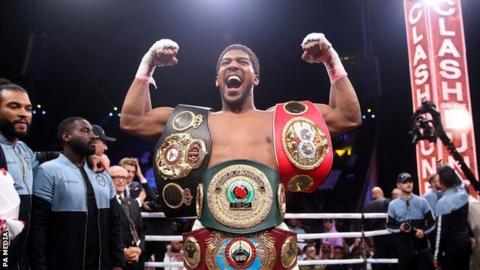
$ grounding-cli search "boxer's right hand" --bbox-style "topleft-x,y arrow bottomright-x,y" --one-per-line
135,39 -> 179,85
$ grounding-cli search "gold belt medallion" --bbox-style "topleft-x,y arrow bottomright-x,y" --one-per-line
184,237 -> 201,269
172,111 -> 204,132
155,133 -> 207,180
281,236 -> 298,268
207,164 -> 273,229
162,183 -> 193,209
282,117 -> 329,170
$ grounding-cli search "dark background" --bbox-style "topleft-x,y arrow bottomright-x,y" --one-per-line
1,0 -> 479,207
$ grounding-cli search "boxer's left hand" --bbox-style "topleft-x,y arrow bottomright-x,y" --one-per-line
301,33 -> 332,64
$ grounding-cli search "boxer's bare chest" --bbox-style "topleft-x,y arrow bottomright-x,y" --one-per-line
207,110 -> 278,170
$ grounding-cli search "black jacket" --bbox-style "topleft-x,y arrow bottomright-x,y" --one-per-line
29,156 -> 124,270
117,196 -> 146,270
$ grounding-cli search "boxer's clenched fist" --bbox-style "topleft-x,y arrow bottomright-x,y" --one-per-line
136,39 -> 179,84
300,33 -> 347,83
145,39 -> 179,67
301,33 -> 332,64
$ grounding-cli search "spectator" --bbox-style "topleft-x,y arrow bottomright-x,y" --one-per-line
288,218 -> 307,251
163,241 -> 184,270
433,166 -> 471,270
319,242 -> 333,260
0,82 -> 38,269
322,219 -> 344,248
92,124 -> 116,168
391,188 -> 401,200
386,172 -> 435,270
468,196 -> 480,270
363,187 -> 395,270
29,117 -> 124,270
300,243 -> 324,270
422,173 -> 441,214
110,165 -> 145,270
119,157 -> 155,204
325,246 -> 351,270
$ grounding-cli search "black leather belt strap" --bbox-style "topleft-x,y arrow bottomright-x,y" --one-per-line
153,104 -> 212,217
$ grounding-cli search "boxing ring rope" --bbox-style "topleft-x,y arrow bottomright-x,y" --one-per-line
145,229 -> 392,242
142,212 -> 398,268
141,212 -> 388,219
145,258 -> 399,268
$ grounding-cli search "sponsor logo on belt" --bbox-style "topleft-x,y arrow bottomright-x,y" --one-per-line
155,133 -> 207,180
207,164 -> 273,229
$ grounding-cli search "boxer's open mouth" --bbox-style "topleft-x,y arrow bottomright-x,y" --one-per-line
226,75 -> 242,89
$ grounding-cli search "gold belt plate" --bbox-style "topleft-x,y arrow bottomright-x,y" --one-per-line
282,117 -> 329,170
155,133 -> 207,180
207,164 -> 273,229
205,231 -> 276,270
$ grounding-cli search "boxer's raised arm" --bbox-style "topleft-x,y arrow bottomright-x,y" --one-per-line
120,39 -> 178,141
301,33 -> 361,136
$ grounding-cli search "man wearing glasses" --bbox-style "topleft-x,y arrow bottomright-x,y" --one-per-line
109,165 -> 145,270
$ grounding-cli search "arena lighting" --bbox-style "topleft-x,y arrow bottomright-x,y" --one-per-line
36,104 -> 42,109
442,104 -> 472,132
335,146 -> 352,157
113,106 -> 118,111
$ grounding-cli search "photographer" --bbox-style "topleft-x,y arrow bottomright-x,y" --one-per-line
386,172 -> 436,270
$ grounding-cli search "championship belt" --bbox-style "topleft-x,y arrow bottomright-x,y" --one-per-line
274,101 -> 333,192
198,160 -> 286,235
153,104 -> 212,217
183,227 -> 297,270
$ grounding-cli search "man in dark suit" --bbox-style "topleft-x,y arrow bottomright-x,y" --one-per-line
109,165 -> 145,270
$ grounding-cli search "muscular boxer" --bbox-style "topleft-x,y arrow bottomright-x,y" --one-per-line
120,33 -> 361,269
121,33 -> 360,166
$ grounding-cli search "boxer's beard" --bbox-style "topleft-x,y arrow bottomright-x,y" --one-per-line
69,138 -> 96,157
0,117 -> 30,141
221,87 -> 252,111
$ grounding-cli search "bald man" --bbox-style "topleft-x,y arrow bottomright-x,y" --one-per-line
391,188 -> 401,200
372,186 -> 385,200
364,187 -> 394,270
